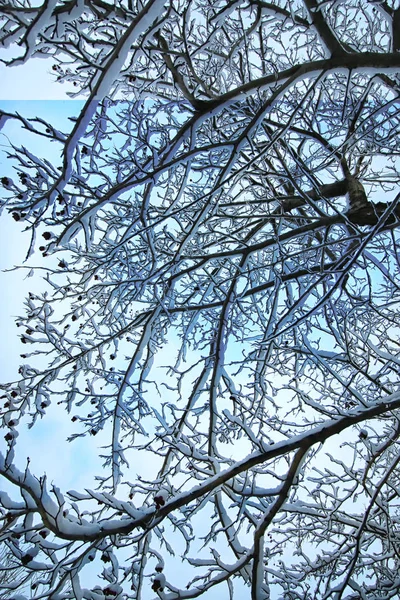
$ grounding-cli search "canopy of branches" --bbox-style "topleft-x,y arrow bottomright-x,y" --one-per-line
1,1 -> 400,599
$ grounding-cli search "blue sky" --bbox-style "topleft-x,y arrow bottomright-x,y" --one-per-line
0,41 -> 348,599
0,54 -> 125,594
0,54 -> 103,491
0,49 -> 253,599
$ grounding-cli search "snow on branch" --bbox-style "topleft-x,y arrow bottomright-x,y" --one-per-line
1,1 -> 400,598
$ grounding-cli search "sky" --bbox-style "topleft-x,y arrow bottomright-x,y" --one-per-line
0,47 -> 246,600
0,52 -> 105,496
0,37 -> 369,600
0,45 -> 133,596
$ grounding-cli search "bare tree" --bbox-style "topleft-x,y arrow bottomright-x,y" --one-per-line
1,1 -> 400,598
0,545 -> 28,598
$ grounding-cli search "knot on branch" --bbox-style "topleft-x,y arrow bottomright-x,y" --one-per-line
347,201 -> 400,226
347,176 -> 368,212
344,175 -> 400,226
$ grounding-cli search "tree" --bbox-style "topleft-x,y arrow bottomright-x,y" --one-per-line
0,544 -> 39,599
0,0 -> 400,598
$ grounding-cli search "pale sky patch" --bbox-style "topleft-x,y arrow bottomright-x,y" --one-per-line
0,45 -> 76,100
